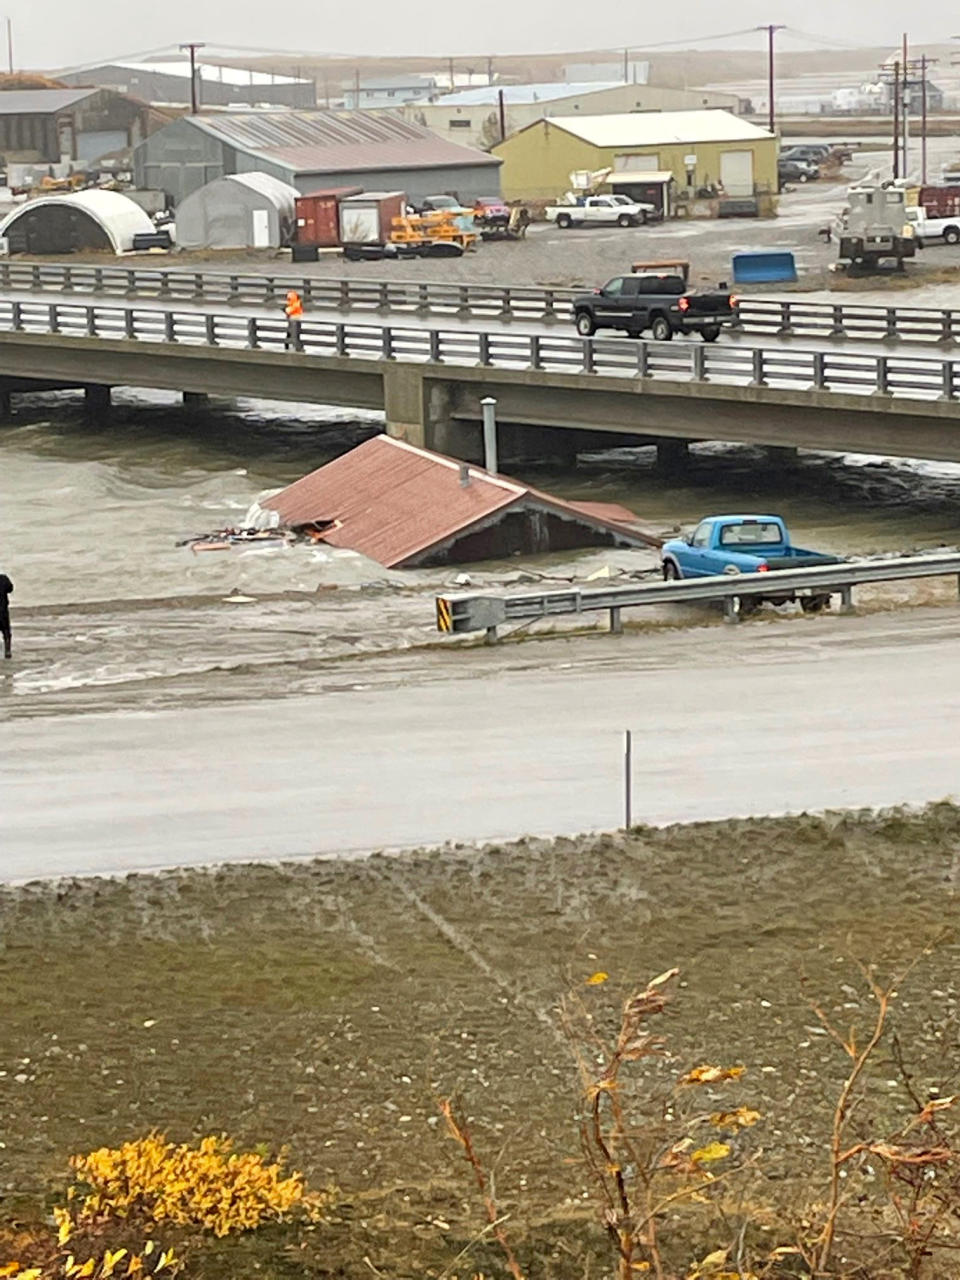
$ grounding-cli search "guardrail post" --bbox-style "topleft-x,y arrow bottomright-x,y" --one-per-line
542,289 -> 557,320
839,585 -> 854,614
885,307 -> 897,341
429,329 -> 441,362
263,276 -> 276,303
247,317 -> 259,349
723,597 -> 740,624
86,305 -> 96,337
0,262 -> 9,290
530,334 -> 542,370
381,326 -> 393,358
205,314 -> 217,346
692,344 -> 707,381
338,280 -> 350,310
942,310 -> 954,343
92,267 -> 103,293
478,331 -> 490,365
500,288 -> 513,318
875,355 -> 889,394
157,272 -> 171,298
164,311 -> 175,343
125,308 -> 135,339
609,606 -> 622,634
750,348 -> 765,386
942,361 -> 955,400
335,323 -> 347,356
636,341 -> 649,377
378,282 -> 389,311
225,274 -> 239,300
301,279 -> 313,306
813,351 -> 826,390
48,302 -> 59,334
10,299 -> 21,330
61,265 -> 74,293
778,301 -> 792,334
31,263 -> 40,291
126,268 -> 137,295
456,285 -> 469,315
583,337 -> 595,374
416,283 -> 430,313
831,304 -> 844,338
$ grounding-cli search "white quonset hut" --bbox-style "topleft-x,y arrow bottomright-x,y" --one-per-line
0,189 -> 154,254
175,172 -> 299,249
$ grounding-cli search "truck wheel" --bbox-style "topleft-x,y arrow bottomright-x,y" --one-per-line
801,594 -> 830,613
737,595 -> 761,616
556,213 -> 572,229
650,315 -> 673,342
575,311 -> 596,337
617,213 -> 632,227
702,325 -> 721,342
662,560 -> 680,580
945,227 -> 960,245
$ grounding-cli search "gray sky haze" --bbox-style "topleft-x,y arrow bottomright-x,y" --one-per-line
12,0 -> 960,72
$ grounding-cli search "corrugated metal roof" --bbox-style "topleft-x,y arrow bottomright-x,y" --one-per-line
437,82 -> 622,106
187,110 -> 500,174
262,436 -> 657,568
0,87 -> 98,114
543,109 -> 775,149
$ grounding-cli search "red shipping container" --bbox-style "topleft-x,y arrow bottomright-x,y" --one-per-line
919,185 -> 960,218
295,187 -> 363,247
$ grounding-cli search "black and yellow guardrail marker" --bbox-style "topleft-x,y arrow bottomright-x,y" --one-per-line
436,597 -> 452,633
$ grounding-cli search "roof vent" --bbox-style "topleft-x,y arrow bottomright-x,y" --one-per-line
459,462 -> 471,487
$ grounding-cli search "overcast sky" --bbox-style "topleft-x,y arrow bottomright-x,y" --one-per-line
10,0 -> 959,71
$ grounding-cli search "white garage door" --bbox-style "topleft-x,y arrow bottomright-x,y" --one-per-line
720,150 -> 754,197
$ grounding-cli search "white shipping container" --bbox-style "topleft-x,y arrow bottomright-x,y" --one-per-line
338,203 -> 383,244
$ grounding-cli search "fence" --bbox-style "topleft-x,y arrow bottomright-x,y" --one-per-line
436,552 -> 960,639
3,261 -> 960,345
3,298 -> 960,402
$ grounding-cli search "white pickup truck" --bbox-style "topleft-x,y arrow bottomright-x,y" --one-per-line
545,194 -> 653,229
906,206 -> 960,246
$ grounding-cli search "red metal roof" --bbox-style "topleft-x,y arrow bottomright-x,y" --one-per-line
263,436 -> 658,568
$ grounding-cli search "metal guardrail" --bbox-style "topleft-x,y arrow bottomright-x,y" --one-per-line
3,260 -> 960,347
3,297 -> 960,402
436,553 -> 960,640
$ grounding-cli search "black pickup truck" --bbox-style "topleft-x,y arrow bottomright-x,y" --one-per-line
571,260 -> 738,342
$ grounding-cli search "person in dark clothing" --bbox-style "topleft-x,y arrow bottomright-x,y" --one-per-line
0,573 -> 12,659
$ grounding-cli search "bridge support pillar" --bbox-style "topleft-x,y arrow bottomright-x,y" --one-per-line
84,385 -> 111,413
766,445 -> 798,468
655,437 -> 689,475
183,391 -> 209,406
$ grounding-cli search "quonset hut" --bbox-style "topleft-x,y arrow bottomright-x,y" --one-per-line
174,172 -> 299,249
0,189 -> 154,253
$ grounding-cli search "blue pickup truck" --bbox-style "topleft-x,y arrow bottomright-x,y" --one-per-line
661,514 -> 842,614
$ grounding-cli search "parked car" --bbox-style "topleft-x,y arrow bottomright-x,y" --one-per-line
781,144 -> 831,163
778,158 -> 820,186
906,205 -> 960,246
545,194 -> 653,228
571,265 -> 737,341
473,196 -> 510,229
419,195 -> 465,214
660,514 -> 843,613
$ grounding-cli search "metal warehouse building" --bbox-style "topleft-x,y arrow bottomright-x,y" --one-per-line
134,111 -> 501,208
175,171 -> 299,249
492,109 -> 777,204
61,60 -> 316,109
0,87 -> 151,182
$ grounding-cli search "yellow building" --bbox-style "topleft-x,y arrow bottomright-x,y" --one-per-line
493,109 -> 778,204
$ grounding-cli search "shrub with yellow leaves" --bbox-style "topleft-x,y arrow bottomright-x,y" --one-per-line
67,1133 -> 325,1238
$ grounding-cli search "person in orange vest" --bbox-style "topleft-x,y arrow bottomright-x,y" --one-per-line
284,289 -> 304,349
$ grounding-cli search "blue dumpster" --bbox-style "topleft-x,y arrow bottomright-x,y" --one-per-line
732,251 -> 798,283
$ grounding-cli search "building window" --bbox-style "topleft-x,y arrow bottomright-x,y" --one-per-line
449,118 -> 471,128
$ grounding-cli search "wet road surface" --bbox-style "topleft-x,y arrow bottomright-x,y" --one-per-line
4,604 -> 959,881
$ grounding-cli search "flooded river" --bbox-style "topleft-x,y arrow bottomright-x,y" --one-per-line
2,388 -> 960,721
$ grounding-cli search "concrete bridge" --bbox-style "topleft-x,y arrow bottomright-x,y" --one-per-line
2,295 -> 960,464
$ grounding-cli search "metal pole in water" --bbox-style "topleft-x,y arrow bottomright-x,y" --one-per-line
624,729 -> 633,829
480,396 -> 498,474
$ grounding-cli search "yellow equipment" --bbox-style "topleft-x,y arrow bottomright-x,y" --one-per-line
389,210 -> 477,250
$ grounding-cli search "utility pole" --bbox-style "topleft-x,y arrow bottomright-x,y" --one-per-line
758,24 -> 785,136
623,47 -> 629,83
892,60 -> 900,180
353,67 -> 360,109
179,42 -> 205,114
448,56 -> 455,90
921,53 -> 928,184
902,32 -> 909,177
486,55 -> 494,86
5,17 -> 12,75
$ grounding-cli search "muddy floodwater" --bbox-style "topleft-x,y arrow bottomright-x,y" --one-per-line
3,388 -> 960,721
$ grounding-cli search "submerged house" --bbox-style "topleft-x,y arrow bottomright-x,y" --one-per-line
261,436 -> 658,568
